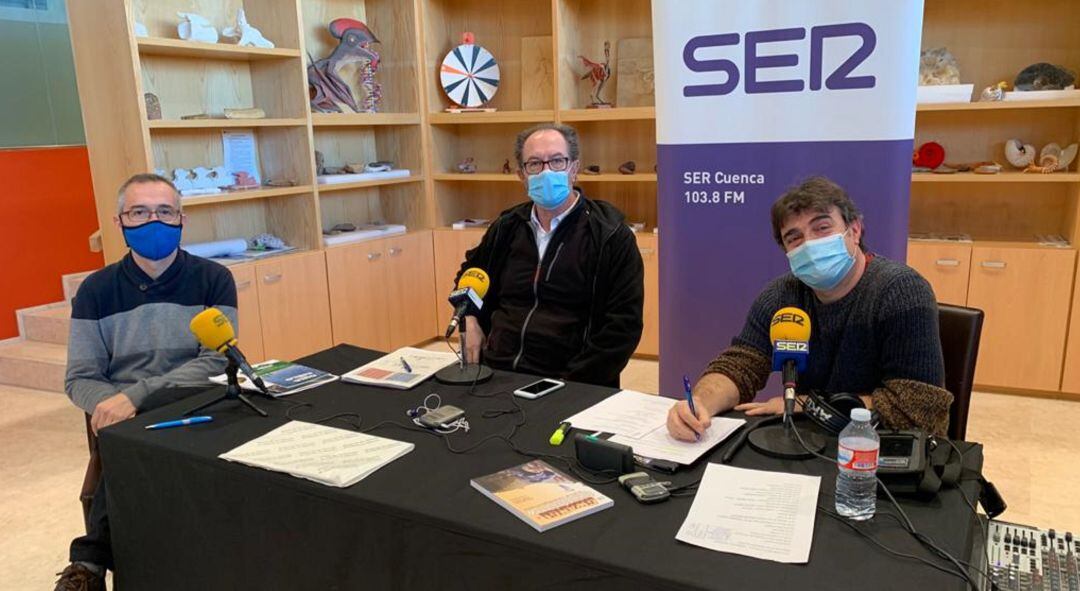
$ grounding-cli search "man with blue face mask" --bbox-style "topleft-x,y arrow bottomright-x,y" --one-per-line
455,123 -> 644,387
55,173 -> 236,591
667,176 -> 950,441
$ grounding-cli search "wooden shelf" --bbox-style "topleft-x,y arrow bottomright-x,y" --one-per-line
911,172 -> 1080,183
316,175 -> 425,193
311,112 -> 421,127
917,98 -> 1080,112
147,118 -> 308,129
433,173 -> 518,182
577,173 -> 657,182
559,107 -> 656,122
136,37 -> 301,61
428,110 -> 555,125
179,185 -> 313,207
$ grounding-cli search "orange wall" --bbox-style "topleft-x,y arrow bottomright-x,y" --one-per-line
0,146 -> 103,339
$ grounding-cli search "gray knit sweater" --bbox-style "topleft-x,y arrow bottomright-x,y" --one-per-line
65,251 -> 237,414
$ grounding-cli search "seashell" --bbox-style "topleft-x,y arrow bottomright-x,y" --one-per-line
1059,143 -> 1078,171
1039,143 -> 1063,169
1005,139 -> 1036,168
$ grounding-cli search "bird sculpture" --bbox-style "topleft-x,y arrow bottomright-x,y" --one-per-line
579,41 -> 612,107
308,18 -> 380,113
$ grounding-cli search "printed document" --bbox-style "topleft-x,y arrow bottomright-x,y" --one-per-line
219,421 -> 413,488
610,417 -> 744,465
676,464 -> 820,563
341,347 -> 458,390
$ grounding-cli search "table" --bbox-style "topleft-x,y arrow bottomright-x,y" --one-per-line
99,345 -> 985,590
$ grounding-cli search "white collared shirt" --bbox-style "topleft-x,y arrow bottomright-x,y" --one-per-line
529,193 -> 579,260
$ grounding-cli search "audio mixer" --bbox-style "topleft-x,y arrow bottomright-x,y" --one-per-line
984,521 -> 1078,590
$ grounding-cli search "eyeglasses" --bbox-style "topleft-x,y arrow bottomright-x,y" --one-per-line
121,205 -> 181,224
522,156 -> 570,176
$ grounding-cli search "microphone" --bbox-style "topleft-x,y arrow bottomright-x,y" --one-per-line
190,307 -> 268,394
444,267 -> 490,338
769,307 -> 811,421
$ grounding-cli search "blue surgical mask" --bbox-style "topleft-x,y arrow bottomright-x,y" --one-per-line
527,169 -> 571,210
122,220 -> 182,261
786,229 -> 855,291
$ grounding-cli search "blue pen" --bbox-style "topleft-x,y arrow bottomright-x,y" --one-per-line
683,375 -> 700,441
400,356 -> 413,373
145,416 -> 213,430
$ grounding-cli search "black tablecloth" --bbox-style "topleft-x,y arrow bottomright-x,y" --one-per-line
99,345 -> 984,590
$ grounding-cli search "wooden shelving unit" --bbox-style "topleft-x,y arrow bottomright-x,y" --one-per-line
917,98 -> 1080,112
146,118 -> 309,129
911,172 -> 1080,183
136,37 -> 302,61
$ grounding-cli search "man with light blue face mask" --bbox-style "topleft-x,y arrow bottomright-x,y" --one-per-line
667,176 -> 951,441
55,173 -> 237,590
455,123 -> 644,387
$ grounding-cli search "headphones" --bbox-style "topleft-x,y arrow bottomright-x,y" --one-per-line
801,390 -> 879,435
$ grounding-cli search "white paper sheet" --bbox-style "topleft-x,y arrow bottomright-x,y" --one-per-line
219,421 -> 413,488
610,416 -> 744,466
341,347 -> 459,390
222,129 -> 261,185
676,464 -> 820,564
562,390 -> 673,439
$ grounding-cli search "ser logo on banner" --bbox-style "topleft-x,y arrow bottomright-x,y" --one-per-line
682,23 -> 877,97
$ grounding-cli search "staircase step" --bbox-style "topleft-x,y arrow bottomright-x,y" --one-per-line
62,270 -> 95,304
17,303 -> 71,345
0,340 -> 66,393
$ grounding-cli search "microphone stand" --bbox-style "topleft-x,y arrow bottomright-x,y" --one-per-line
746,364 -> 826,459
184,358 -> 269,417
435,324 -> 494,385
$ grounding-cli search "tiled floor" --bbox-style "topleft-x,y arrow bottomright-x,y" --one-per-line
4,356 -> 1078,589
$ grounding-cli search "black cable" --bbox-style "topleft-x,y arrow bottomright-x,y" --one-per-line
788,420 -> 979,590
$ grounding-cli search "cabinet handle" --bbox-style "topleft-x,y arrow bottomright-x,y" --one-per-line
639,247 -> 655,256
980,261 -> 1007,269
263,273 -> 283,284
934,258 -> 960,267
389,247 -> 403,256
367,252 -> 382,261
236,280 -> 252,289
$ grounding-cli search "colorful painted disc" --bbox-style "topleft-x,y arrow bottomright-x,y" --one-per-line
440,43 -> 500,108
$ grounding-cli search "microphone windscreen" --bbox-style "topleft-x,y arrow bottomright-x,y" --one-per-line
457,267 -> 490,299
770,307 -> 811,343
189,307 -> 236,353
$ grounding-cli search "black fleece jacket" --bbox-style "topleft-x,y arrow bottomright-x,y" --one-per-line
456,192 -> 644,387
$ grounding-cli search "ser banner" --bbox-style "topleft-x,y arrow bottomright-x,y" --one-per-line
652,1 -> 924,396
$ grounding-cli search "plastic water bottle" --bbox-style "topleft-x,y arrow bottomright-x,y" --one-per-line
835,408 -> 879,520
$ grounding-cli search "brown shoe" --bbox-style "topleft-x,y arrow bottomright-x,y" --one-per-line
54,563 -> 105,591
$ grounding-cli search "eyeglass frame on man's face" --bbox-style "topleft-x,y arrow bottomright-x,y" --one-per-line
521,155 -> 571,176
119,205 -> 182,225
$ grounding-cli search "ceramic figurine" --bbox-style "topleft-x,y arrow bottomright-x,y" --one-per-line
580,41 -> 613,107
919,47 -> 961,86
456,157 -> 477,174
980,81 -> 1007,102
230,171 -> 259,189
177,13 -> 218,44
618,161 -> 636,175
308,18 -> 380,113
222,8 -> 274,48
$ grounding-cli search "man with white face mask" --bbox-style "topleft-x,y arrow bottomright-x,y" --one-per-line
667,176 -> 950,441
456,123 -> 644,387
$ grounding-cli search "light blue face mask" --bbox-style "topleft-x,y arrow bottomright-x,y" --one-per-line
527,169 -> 571,210
786,229 -> 855,291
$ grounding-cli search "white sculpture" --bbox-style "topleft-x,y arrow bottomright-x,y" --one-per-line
209,166 -> 233,189
133,21 -> 149,38
222,9 -> 274,48
172,168 -> 195,193
177,12 -> 218,44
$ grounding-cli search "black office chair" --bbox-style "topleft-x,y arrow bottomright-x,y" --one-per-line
938,304 -> 984,441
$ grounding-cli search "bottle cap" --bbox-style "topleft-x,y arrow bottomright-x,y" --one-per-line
850,408 -> 871,422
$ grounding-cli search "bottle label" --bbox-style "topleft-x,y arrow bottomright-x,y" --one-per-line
838,445 -> 878,471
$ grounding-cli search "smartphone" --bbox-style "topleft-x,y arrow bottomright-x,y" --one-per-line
513,378 -> 566,399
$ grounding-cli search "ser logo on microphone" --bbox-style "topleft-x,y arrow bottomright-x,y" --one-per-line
771,312 -> 806,327
774,340 -> 809,353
